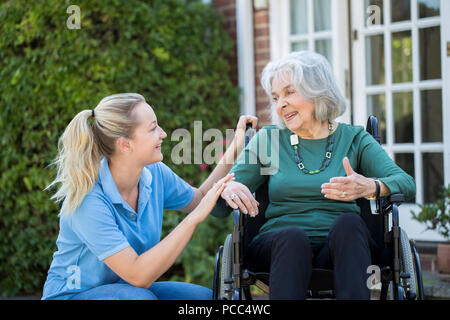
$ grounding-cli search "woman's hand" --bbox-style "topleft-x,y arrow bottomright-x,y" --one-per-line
321,157 -> 377,201
219,115 -> 258,166
233,115 -> 258,147
221,180 -> 259,216
189,173 -> 235,224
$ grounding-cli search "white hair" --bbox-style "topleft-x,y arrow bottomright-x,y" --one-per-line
260,51 -> 346,128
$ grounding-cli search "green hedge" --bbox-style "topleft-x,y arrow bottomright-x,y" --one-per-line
0,0 -> 238,296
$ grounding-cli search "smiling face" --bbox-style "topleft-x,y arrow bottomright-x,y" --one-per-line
271,75 -> 316,135
128,101 -> 167,165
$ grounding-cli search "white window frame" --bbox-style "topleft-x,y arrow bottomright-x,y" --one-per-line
351,0 -> 450,241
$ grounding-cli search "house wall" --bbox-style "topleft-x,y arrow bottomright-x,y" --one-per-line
253,6 -> 272,126
213,0 -> 271,127
211,0 -> 449,276
212,0 -> 449,246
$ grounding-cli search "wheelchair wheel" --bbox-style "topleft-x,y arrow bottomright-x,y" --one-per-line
386,229 -> 417,300
219,234 -> 233,300
399,228 -> 417,299
410,239 -> 425,300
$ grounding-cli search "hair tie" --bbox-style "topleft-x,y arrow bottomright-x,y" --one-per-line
91,109 -> 95,118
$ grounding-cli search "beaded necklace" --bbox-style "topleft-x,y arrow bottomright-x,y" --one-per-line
290,121 -> 335,175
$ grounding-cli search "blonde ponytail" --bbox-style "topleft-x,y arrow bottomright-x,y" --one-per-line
46,93 -> 145,215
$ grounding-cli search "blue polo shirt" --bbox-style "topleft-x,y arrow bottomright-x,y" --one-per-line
42,158 -> 194,300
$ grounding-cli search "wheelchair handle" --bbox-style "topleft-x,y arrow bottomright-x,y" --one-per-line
245,123 -> 253,147
366,115 -> 381,144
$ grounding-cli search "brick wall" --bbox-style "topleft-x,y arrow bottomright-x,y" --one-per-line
253,5 -> 272,127
417,241 -> 439,273
213,0 -> 272,128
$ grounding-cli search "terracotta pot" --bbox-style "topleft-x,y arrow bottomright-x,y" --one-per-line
437,242 -> 450,274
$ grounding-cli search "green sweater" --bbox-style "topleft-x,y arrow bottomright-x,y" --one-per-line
211,123 -> 416,244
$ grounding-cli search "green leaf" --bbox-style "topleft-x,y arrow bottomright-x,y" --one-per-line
23,177 -> 32,191
152,47 -> 170,61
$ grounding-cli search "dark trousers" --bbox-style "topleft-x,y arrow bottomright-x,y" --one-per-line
247,213 -> 374,300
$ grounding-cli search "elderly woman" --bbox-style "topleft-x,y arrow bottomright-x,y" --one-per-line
211,51 -> 415,300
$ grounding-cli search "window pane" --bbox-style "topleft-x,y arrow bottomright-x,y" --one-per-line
421,90 -> 443,143
314,0 -> 331,32
290,0 -> 308,35
391,0 -> 411,22
365,0 -> 384,26
395,153 -> 416,203
418,0 -> 440,18
419,27 -> 441,80
315,39 -> 332,65
367,94 -> 386,143
395,153 -> 415,179
291,41 -> 308,52
392,31 -> 412,83
365,34 -> 385,85
422,153 -> 444,204
393,91 -> 413,143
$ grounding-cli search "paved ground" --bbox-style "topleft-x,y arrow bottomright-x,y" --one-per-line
1,272 -> 449,300
423,271 -> 450,300
237,271 -> 450,300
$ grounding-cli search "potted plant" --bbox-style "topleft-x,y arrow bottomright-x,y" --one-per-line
411,185 -> 450,274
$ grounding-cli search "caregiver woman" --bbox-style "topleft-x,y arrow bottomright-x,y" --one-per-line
42,93 -> 258,300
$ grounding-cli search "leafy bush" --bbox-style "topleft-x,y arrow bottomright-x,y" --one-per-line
412,185 -> 450,240
0,0 -> 238,296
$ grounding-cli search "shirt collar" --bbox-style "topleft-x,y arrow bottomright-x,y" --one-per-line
139,165 -> 153,194
98,158 -> 153,207
99,158 -> 122,205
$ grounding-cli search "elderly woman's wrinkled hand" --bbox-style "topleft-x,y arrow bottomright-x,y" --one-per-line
321,157 -> 376,201
221,180 -> 260,216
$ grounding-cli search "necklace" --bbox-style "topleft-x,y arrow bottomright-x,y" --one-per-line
290,121 -> 335,175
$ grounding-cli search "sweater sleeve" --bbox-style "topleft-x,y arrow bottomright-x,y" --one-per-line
357,130 -> 416,202
210,127 -> 273,218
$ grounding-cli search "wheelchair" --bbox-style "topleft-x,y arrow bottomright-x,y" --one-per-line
213,116 -> 424,300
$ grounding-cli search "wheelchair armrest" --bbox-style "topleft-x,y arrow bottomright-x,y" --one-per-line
381,193 -> 404,214
380,194 -> 404,238
387,193 -> 405,205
